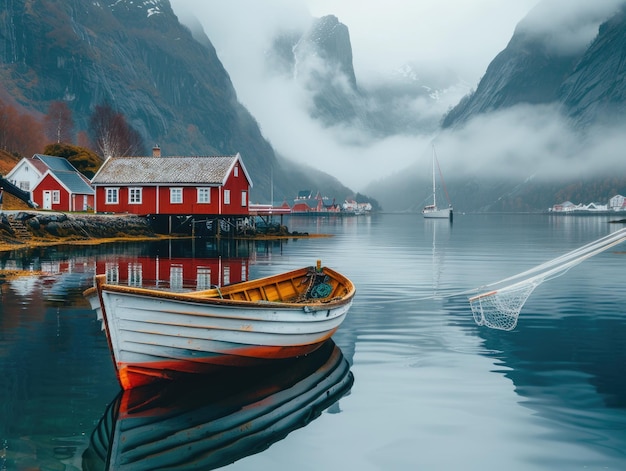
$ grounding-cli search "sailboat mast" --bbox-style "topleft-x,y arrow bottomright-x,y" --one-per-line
422,143 -> 452,220
432,146 -> 436,207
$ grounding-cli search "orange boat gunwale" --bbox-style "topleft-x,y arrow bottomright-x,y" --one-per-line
86,263 -> 355,311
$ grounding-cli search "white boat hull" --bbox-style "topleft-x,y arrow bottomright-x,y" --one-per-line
422,207 -> 453,219
85,264 -> 356,389
91,289 -> 351,388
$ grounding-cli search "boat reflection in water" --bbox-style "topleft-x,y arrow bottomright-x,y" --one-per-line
82,340 -> 353,470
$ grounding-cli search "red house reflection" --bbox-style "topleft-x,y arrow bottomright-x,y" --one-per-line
94,256 -> 249,290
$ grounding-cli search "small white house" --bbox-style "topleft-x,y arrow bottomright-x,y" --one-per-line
609,194 -> 626,211
584,202 -> 608,211
4,154 -> 51,194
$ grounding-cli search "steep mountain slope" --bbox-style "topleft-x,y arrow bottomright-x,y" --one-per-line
267,15 -> 460,137
293,15 -> 361,126
559,5 -> 626,126
0,0 -> 349,203
442,1 -> 626,129
441,33 -> 580,128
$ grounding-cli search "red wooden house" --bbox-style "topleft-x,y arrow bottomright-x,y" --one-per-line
5,154 -> 94,211
90,149 -> 253,217
34,170 -> 95,212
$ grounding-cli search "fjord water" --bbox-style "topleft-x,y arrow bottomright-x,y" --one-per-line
1,213 -> 625,470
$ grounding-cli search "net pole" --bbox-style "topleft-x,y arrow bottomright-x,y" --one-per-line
477,228 -> 626,292
468,228 -> 626,331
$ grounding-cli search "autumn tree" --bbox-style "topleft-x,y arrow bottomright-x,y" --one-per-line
0,100 -> 10,150
12,113 -> 44,156
88,103 -> 145,158
77,130 -> 91,149
44,101 -> 75,143
0,99 -> 45,157
43,142 -> 103,179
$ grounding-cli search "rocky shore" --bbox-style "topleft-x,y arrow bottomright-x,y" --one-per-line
0,211 -> 323,253
0,211 -> 157,251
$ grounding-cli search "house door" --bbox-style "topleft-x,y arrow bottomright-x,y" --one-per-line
43,191 -> 52,210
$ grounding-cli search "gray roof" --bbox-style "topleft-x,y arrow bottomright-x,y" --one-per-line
34,154 -> 78,172
31,154 -> 93,195
53,170 -> 94,195
91,155 -> 245,185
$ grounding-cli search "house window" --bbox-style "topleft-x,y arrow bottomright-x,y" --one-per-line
224,189 -> 231,205
128,263 -> 143,287
241,190 -> 247,207
234,166 -> 239,177
129,187 -> 142,204
106,188 -> 119,204
170,264 -> 183,291
18,181 -> 30,191
52,190 -> 60,204
105,263 -> 119,284
196,267 -> 212,290
170,188 -> 183,204
197,187 -> 211,203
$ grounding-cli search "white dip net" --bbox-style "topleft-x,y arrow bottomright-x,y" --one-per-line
469,228 -> 626,331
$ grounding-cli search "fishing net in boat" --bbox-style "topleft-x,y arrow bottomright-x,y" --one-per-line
469,228 -> 626,331
295,266 -> 334,302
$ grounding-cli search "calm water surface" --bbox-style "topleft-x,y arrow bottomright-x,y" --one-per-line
1,213 -> 625,470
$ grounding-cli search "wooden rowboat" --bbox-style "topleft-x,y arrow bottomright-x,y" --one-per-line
82,339 -> 353,470
83,260 -> 356,390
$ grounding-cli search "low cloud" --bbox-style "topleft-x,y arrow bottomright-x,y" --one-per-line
516,0 -> 623,55
433,104 -> 626,182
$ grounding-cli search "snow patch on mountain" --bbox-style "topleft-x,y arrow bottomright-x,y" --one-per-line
106,0 -> 165,17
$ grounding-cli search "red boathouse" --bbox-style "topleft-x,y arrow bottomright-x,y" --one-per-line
90,148 -> 253,235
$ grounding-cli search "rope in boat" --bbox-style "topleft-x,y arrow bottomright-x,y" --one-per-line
293,267 -> 334,302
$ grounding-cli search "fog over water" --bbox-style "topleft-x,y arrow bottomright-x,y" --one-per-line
171,0 -> 626,192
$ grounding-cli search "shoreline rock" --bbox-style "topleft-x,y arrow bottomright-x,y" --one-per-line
0,211 -> 327,252
0,212 -> 157,250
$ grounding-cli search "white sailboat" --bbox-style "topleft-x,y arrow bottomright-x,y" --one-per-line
422,145 -> 453,220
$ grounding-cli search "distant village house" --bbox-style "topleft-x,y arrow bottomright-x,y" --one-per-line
550,195 -> 625,213
609,194 -> 626,211
291,190 -> 340,214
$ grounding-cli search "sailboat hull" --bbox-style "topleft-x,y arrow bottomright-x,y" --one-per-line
422,206 -> 452,220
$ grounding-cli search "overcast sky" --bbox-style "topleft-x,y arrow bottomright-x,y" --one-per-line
304,0 -> 542,83
170,0 -> 626,194
172,0 -> 539,85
